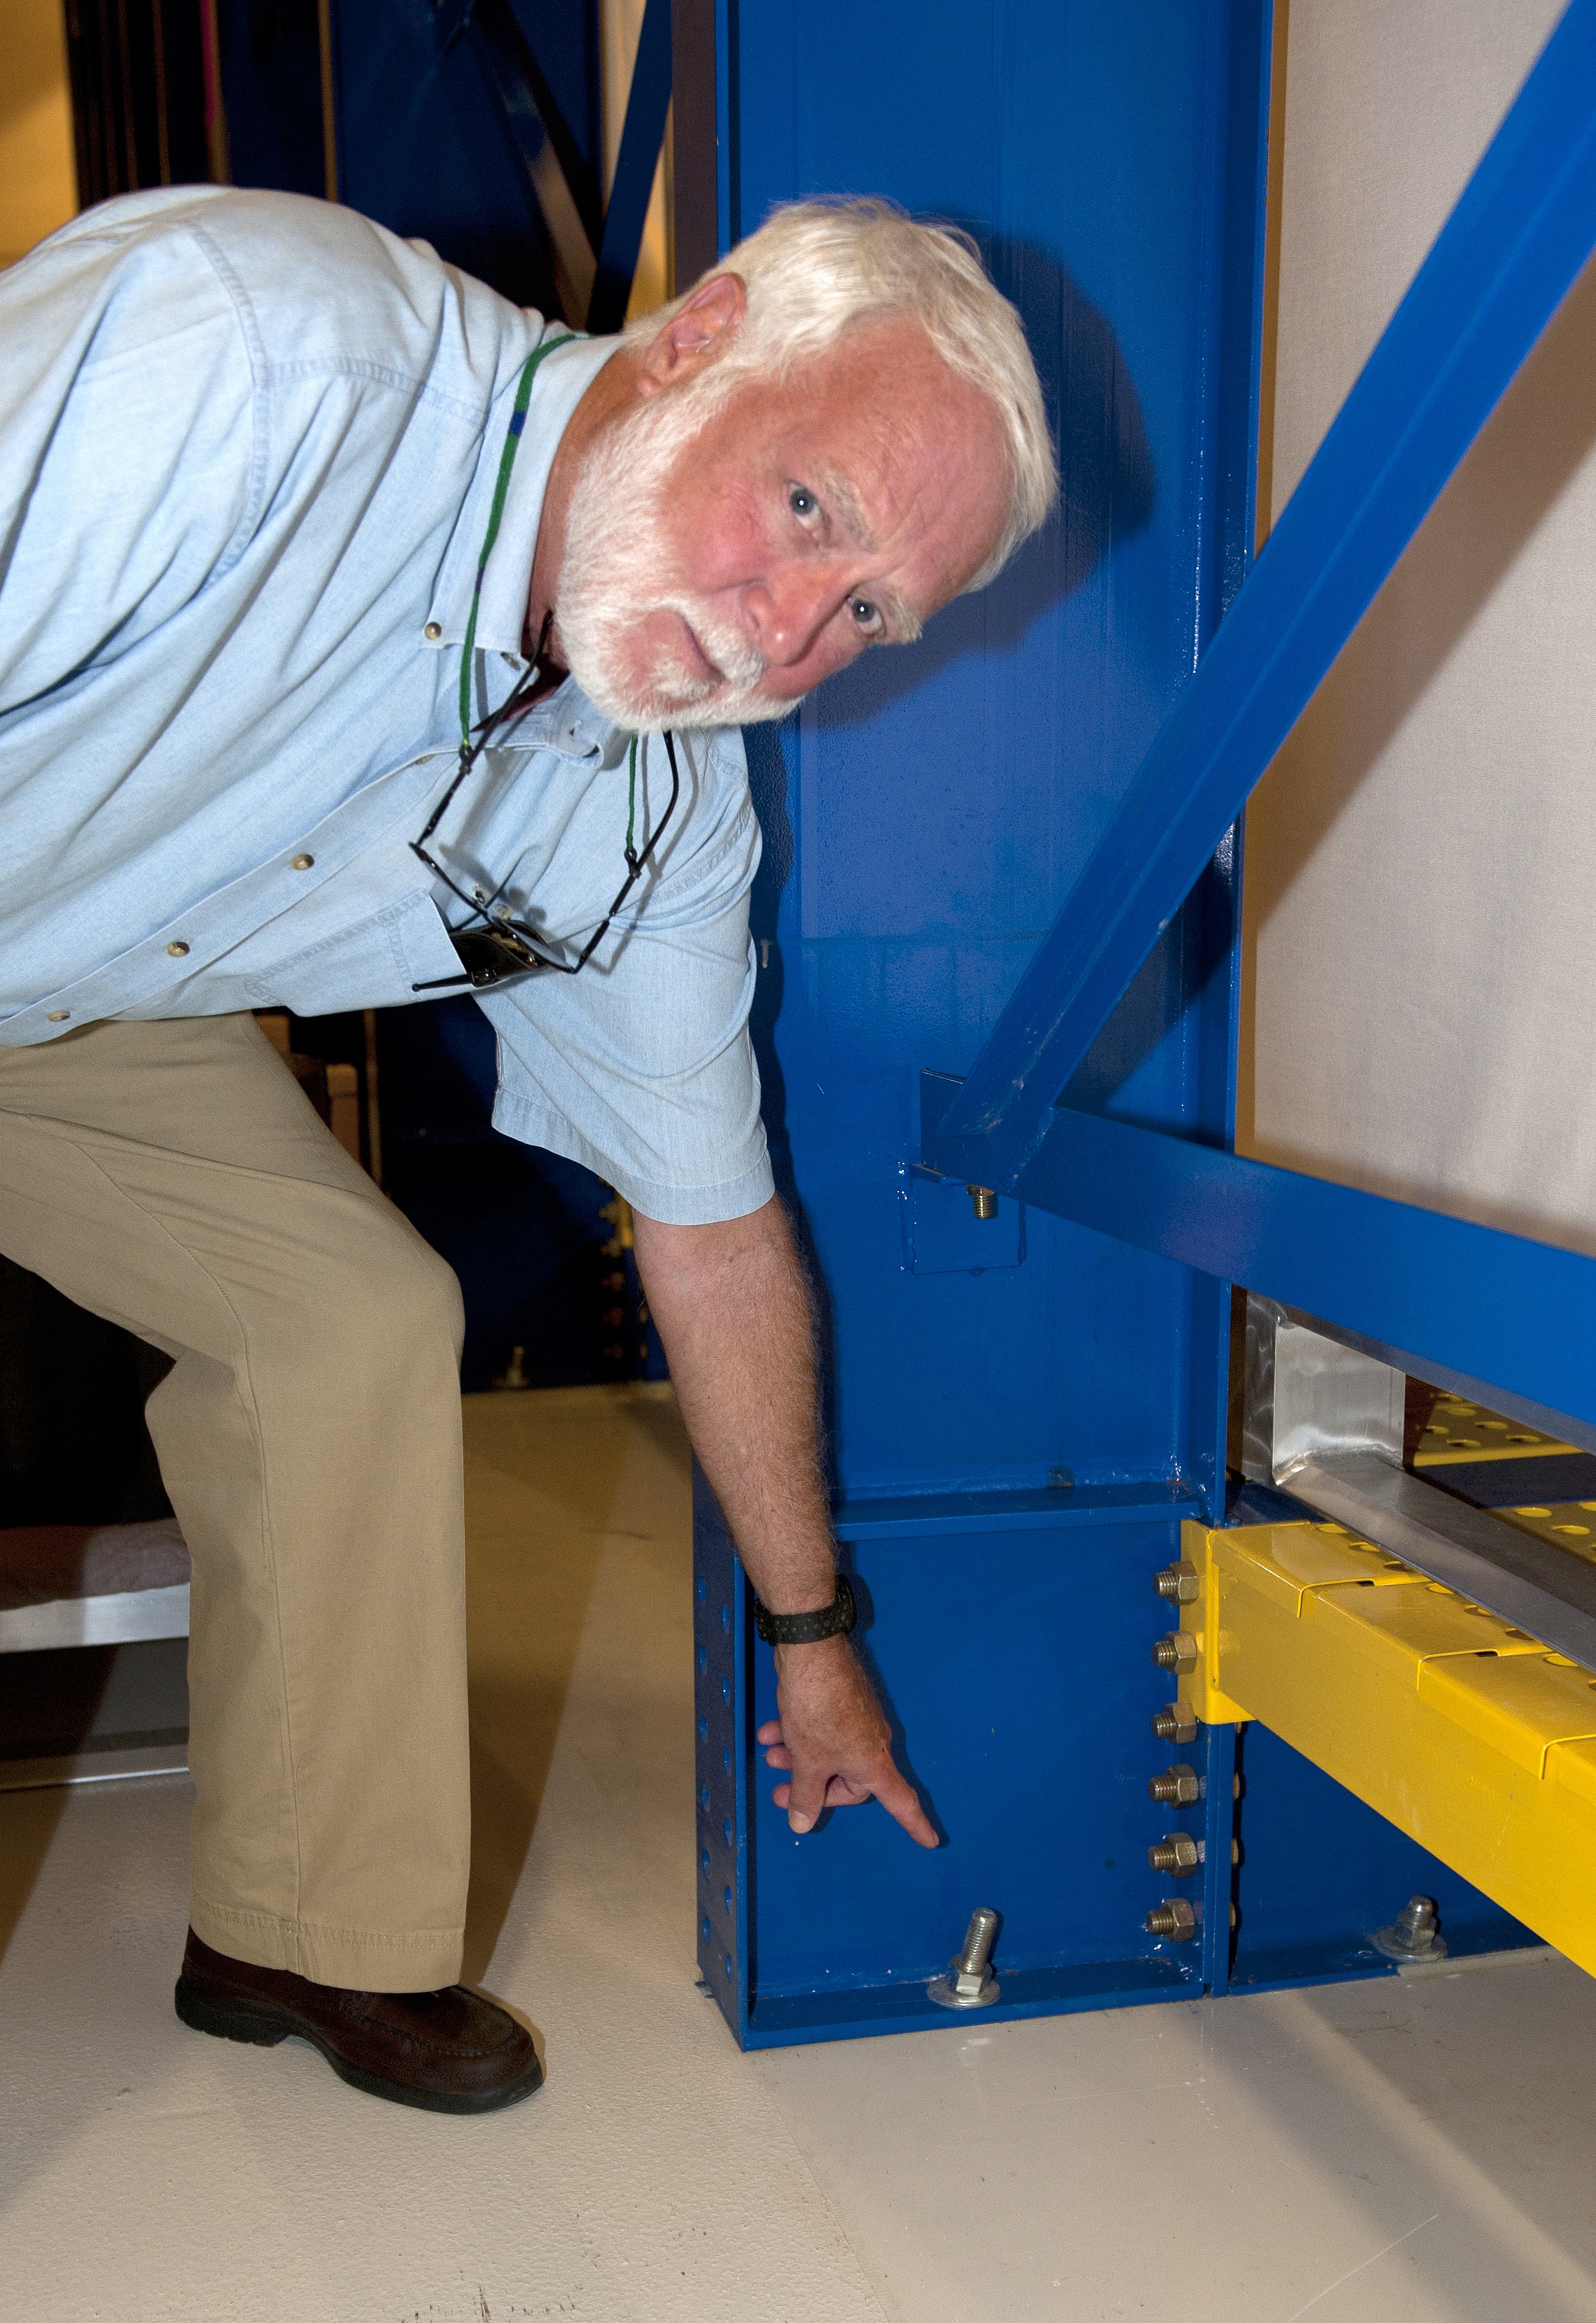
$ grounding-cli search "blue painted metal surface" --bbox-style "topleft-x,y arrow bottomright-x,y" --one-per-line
703,1475 -> 1213,2046
1003,1103 -> 1596,1432
693,0 -> 1287,2037
1230,1726 -> 1539,1991
215,0 -> 328,199
693,1467 -> 750,2040
334,0 -> 597,312
731,0 -> 1266,1512
694,0 -> 1540,2046
925,0 -> 1596,1196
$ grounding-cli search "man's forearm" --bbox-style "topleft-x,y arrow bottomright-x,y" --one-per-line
634,1194 -> 936,1848
631,1195 -> 836,1614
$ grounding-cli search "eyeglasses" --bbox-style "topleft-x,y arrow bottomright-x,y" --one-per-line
409,655 -> 681,993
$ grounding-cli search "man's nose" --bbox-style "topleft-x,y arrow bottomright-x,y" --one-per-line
745,565 -> 850,668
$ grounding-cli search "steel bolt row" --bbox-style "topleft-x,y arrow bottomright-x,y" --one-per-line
1148,1560 -> 1202,1938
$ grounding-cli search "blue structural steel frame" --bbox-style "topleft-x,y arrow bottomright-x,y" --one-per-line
924,0 -> 1596,1437
1000,1104 -> 1596,1444
430,0 -> 672,330
694,0 -> 1549,2050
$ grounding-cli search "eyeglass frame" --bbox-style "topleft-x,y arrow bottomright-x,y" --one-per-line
408,653 -> 682,992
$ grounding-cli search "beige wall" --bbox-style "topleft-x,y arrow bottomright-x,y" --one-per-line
1,0 -> 77,265
1239,0 -> 1596,1254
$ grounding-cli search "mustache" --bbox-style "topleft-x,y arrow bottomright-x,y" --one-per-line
554,385 -> 797,728
663,603 -> 767,697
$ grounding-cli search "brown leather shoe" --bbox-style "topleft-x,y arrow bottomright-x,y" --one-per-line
174,1929 -> 543,2114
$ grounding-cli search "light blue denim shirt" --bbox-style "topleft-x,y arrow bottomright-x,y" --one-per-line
0,186 -> 772,1226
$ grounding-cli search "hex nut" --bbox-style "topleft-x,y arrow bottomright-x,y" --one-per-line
1155,1560 -> 1199,1604
1148,1762 -> 1201,1806
1150,1703 -> 1199,1745
1151,1631 -> 1197,1671
1145,1898 -> 1197,1940
1148,1832 -> 1201,1875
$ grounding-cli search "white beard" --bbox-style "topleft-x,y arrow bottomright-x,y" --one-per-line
554,374 -> 792,732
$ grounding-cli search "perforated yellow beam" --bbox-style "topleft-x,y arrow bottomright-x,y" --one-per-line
1178,1518 -> 1596,1975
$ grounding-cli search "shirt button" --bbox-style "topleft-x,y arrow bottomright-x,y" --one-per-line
46,1009 -> 69,1022
423,621 -> 443,642
291,853 -> 314,870
167,940 -> 190,958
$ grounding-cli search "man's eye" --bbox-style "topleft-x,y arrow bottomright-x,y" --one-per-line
849,597 -> 882,632
788,485 -> 818,518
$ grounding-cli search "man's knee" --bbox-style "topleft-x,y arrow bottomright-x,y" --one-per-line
366,1230 -> 465,1368
302,1214 -> 465,1388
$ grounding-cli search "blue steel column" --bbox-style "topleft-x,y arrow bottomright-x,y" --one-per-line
1201,1720 -> 1239,1992
693,1467 -> 750,2041
702,0 -> 1277,2047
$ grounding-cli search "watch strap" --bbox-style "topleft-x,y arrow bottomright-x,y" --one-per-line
753,1573 -> 856,1646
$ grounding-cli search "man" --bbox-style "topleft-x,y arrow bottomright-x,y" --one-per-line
0,188 -> 1055,2112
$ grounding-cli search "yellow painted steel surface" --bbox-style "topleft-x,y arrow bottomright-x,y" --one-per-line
1412,1392 -> 1576,1465
1179,1517 -> 1596,1975
1495,1499 -> 1596,1571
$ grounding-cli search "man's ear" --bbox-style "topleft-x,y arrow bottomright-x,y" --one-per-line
636,272 -> 747,395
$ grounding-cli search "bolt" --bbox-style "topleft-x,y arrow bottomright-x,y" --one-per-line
1393,1896 -> 1438,1954
954,1907 -> 1000,1991
967,1184 -> 997,1220
1150,1703 -> 1198,1745
1369,1893 -> 1446,1962
1151,1632 -> 1197,1671
1145,1898 -> 1197,1940
1148,1833 -> 1201,1875
928,1906 -> 1003,2008
1148,1762 -> 1201,1805
1155,1560 -> 1199,1604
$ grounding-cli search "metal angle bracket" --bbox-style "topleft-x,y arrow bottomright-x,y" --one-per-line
1239,1295 -> 1596,1670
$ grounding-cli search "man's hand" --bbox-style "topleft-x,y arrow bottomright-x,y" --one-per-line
632,1197 -> 937,1850
757,1634 -> 937,1844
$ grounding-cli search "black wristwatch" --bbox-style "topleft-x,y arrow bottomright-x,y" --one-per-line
752,1573 -> 856,1646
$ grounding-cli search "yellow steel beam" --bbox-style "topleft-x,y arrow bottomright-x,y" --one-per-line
1413,1392 -> 1576,1466
1178,1518 -> 1596,1976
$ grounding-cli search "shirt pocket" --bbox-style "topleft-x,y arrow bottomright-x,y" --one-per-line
239,890 -> 465,1014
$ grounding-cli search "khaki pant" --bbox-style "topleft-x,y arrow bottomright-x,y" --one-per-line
0,1016 -> 470,1990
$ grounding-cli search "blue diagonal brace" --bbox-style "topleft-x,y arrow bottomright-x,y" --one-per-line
463,0 -> 602,319
926,0 -> 1596,1194
587,0 -> 674,333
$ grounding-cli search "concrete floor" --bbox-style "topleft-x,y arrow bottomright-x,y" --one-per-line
5,1384 -> 1596,2322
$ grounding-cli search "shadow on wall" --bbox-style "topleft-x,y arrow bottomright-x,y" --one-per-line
743,227 -> 1157,1111
802,229 -> 1157,734
1237,251 -> 1596,1194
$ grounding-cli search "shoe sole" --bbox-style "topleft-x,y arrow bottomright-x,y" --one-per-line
173,1976 -> 545,2115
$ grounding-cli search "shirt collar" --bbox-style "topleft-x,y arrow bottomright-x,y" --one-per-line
426,327 -> 622,660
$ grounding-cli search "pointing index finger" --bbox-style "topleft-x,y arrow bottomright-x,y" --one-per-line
872,1766 -> 938,1849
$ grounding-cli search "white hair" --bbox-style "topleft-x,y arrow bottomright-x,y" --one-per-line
623,197 -> 1057,587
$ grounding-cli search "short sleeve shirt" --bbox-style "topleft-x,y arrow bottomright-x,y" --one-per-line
0,185 -> 773,1226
